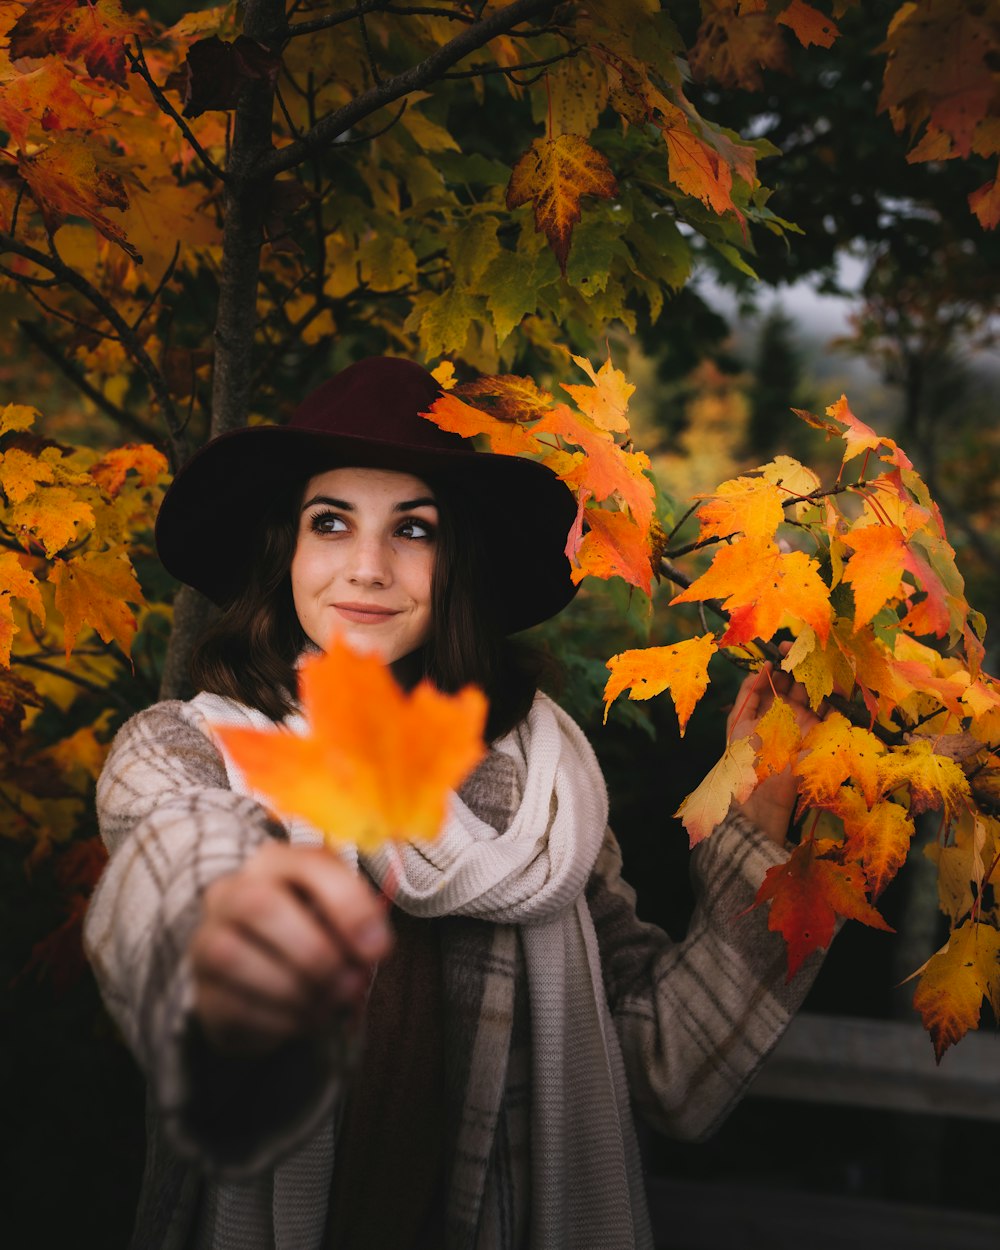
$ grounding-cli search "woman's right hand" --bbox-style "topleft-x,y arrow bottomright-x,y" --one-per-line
189,840 -> 393,1058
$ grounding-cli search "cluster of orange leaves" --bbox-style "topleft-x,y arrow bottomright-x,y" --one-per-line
0,399 -> 165,853
420,360 -> 1000,1058
683,0 -> 1000,230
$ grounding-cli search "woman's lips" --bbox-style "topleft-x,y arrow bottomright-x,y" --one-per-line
332,603 -> 401,625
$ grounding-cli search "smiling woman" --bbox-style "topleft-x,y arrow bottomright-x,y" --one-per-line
83,356 -> 823,1250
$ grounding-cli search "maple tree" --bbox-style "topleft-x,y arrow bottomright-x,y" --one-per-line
2,0 -> 1000,1090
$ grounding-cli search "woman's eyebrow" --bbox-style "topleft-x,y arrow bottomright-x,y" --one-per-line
394,496 -> 437,512
301,494 -> 352,511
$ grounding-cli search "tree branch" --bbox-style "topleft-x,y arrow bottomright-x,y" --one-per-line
0,233 -> 184,464
287,3 -> 477,38
441,47 -> 578,79
258,0 -> 559,180
17,320 -> 164,446
125,41 -> 228,184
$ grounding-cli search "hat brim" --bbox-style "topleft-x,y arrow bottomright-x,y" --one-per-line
155,424 -> 579,635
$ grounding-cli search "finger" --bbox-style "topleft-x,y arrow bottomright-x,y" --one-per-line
255,845 -> 393,966
191,919 -> 320,1016
207,874 -> 351,993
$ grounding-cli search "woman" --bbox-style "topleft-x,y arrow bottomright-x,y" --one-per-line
85,356 -> 819,1250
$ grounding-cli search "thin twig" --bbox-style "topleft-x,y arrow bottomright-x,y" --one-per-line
0,264 -> 56,288
12,654 -> 134,711
23,286 -> 120,341
9,182 -> 25,237
442,47 -> 578,78
288,3 -> 477,37
258,0 -> 559,179
17,320 -> 164,445
132,242 -> 180,333
358,9 -> 384,86
1,233 -> 183,460
125,40 -> 228,184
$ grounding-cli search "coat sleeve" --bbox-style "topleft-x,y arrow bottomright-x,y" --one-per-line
587,814 -> 819,1142
83,699 -> 352,1177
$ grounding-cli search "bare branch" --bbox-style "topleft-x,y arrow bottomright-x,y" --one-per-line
442,47 -> 578,79
126,40 -> 228,184
132,242 -> 180,334
12,653 -> 135,711
288,3 -> 477,38
17,320 -> 164,446
0,232 -> 186,464
258,0 -> 559,179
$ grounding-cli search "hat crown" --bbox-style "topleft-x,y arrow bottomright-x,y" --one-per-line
289,356 -> 468,453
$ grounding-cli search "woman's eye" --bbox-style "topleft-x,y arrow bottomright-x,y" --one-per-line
309,511 -> 348,534
398,518 -> 434,540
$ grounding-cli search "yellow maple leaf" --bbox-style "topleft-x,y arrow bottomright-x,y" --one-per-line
912,920 -> 1000,1060
50,549 -> 143,657
794,712 -> 885,808
212,636 -> 488,852
878,739 -> 972,819
696,475 -> 786,544
0,404 -> 38,436
8,485 -> 95,557
0,550 -> 45,666
753,694 -> 802,780
560,353 -> 635,435
603,634 -> 717,735
0,447 -> 56,505
675,735 -> 758,846
506,133 -> 617,274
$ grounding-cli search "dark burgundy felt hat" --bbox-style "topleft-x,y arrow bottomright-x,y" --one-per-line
155,356 -> 579,634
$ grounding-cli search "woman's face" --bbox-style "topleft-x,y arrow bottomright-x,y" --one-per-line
290,466 -> 437,663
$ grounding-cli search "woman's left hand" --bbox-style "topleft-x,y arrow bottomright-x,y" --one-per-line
726,656 -> 820,846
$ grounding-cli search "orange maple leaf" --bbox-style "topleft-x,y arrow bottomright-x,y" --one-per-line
603,634 -> 717,736
970,173 -> 1000,230
675,734 -> 758,846
777,0 -> 839,49
911,920 -> 1000,1061
89,443 -> 169,496
505,133 -> 617,274
0,61 -> 96,149
689,3 -> 787,92
422,391 -> 545,458
8,0 -> 136,84
840,523 -> 910,628
832,786 -> 914,896
756,838 -> 893,978
569,506 -> 655,596
794,712 -> 885,808
212,636 -> 488,851
534,403 -> 655,532
50,549 -> 143,657
18,140 -> 139,260
670,539 -> 832,647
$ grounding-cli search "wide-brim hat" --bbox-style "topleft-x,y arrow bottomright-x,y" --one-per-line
155,356 -> 579,634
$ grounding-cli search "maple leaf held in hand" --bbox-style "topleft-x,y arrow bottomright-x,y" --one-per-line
506,133 -> 617,274
212,636 -> 488,852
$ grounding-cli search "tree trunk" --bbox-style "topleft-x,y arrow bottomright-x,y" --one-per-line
159,0 -> 284,699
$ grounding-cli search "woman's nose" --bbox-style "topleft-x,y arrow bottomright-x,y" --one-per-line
346,535 -> 391,585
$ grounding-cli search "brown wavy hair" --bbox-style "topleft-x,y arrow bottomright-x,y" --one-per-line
190,471 -> 552,741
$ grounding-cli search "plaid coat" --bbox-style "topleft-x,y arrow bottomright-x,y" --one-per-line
85,699 -> 816,1250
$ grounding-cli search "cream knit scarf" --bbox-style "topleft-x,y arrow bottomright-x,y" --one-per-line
190,688 -> 652,1250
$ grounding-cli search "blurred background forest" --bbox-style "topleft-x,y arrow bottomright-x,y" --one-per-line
2,0 -> 1000,1246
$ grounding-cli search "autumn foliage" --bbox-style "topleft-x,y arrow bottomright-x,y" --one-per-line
2,0 -> 1000,1065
